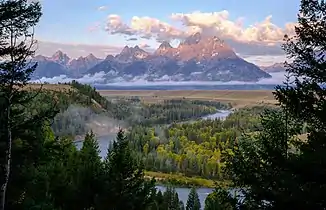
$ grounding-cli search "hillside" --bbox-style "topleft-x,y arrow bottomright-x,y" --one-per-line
25,82 -> 125,137
30,82 -> 235,137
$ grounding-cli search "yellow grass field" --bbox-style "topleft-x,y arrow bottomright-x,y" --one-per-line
24,84 -> 277,108
99,90 -> 277,108
25,84 -> 73,92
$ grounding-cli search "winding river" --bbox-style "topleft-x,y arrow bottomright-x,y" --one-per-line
75,110 -> 232,208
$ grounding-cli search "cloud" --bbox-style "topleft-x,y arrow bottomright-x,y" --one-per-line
240,55 -> 287,67
126,37 -> 138,41
170,11 -> 296,44
138,43 -> 150,49
104,10 -> 297,60
106,14 -> 186,42
88,22 -> 101,32
97,6 -> 107,11
35,40 -> 123,58
27,0 -> 42,4
31,71 -> 288,86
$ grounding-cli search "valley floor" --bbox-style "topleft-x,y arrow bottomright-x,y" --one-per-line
99,89 -> 277,108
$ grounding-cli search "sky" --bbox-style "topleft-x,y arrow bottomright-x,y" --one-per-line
34,0 -> 301,66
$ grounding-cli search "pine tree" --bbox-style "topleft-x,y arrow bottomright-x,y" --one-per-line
98,129 -> 156,210
186,187 -> 201,210
204,187 -> 238,210
74,131 -> 103,209
214,0 -> 326,209
273,0 -> 326,208
0,1 -> 56,209
162,186 -> 184,210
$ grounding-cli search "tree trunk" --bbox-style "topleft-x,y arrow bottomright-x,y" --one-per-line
0,107 -> 12,210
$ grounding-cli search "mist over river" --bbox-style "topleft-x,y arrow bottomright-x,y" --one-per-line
75,110 -> 232,208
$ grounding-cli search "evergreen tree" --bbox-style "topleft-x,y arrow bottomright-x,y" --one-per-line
162,186 -> 184,210
98,129 -> 156,210
213,0 -> 326,209
150,190 -> 164,210
204,187 -> 237,210
273,0 -> 326,208
186,187 -> 201,210
74,131 -> 103,209
0,1 -> 57,209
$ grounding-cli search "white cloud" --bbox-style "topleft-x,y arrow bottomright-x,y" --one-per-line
240,55 -> 287,67
88,22 -> 101,32
35,10 -> 298,65
104,10 -> 297,63
27,0 -> 42,4
97,6 -> 107,11
33,72 -> 108,84
105,11 -> 297,45
35,40 -> 123,58
170,11 -> 296,44
31,72 -> 288,86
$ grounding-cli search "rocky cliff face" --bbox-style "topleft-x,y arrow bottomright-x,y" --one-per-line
32,33 -> 272,83
155,32 -> 237,61
32,51 -> 101,78
115,45 -> 150,62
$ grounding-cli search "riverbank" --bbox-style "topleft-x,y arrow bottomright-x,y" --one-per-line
144,171 -> 231,188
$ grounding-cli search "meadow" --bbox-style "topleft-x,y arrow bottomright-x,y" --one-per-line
99,89 -> 277,108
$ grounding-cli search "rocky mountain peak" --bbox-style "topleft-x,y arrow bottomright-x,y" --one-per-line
85,53 -> 98,62
156,33 -> 236,61
159,41 -> 173,49
31,34 -> 271,83
155,41 -> 173,56
33,54 -> 47,61
120,46 -> 131,54
134,45 -> 141,50
116,45 -> 149,62
261,62 -> 286,73
51,50 -> 70,65
182,32 -> 202,45
105,54 -> 115,60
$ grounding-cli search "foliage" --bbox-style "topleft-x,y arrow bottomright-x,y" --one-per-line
43,81 -> 231,137
0,0 -> 58,209
150,185 -> 185,210
97,129 -> 156,210
208,0 -> 326,209
127,106 -> 270,181
204,186 -> 237,210
137,99 -> 230,126
186,187 -> 201,210
145,171 -> 224,188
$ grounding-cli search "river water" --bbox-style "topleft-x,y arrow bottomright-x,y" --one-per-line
201,109 -> 232,120
75,110 -> 232,208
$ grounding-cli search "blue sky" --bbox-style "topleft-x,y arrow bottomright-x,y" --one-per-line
35,0 -> 301,66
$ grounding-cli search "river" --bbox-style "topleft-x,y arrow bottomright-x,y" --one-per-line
75,110 -> 232,208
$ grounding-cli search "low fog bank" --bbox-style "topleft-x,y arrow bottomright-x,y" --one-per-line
31,71 -> 288,86
52,104 -> 124,140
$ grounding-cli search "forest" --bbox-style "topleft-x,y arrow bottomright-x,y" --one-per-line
1,0 -> 326,209
49,82 -> 231,137
128,106 -> 273,182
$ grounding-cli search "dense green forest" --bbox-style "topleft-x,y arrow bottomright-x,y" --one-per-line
128,106 -> 272,182
1,0 -> 326,209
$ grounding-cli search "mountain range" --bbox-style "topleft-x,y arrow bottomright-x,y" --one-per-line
32,33 -> 278,83
260,63 -> 286,73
